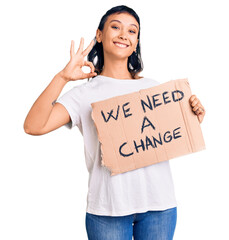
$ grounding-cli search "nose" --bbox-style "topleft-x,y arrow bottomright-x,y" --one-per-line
119,35 -> 127,40
119,31 -> 127,40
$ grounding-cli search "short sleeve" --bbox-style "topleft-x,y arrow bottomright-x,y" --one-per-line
56,86 -> 82,129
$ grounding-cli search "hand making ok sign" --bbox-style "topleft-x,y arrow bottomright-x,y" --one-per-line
60,37 -> 97,82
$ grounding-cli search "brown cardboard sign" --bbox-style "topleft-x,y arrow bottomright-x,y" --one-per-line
91,78 -> 206,176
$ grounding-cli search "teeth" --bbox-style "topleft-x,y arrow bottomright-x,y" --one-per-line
114,42 -> 128,48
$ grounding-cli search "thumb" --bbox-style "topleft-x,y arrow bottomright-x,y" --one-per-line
83,71 -> 97,79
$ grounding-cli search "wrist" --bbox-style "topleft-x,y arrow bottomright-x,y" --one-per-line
57,71 -> 70,83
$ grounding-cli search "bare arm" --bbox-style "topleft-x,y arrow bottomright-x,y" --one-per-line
23,72 -> 70,135
23,37 -> 97,135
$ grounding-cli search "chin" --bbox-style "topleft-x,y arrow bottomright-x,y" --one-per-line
113,49 -> 134,58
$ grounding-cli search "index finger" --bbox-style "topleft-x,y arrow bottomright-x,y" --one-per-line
82,39 -> 95,57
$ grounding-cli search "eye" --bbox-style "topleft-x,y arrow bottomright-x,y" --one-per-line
129,30 -> 136,34
111,26 -> 119,29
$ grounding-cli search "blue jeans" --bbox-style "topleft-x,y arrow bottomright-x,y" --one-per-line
85,207 -> 177,240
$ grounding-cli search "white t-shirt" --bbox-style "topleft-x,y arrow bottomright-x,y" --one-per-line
56,75 -> 177,216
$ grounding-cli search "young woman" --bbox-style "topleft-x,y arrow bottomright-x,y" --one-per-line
24,5 -> 205,240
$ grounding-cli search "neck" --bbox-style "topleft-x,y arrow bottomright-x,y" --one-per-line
100,53 -> 132,79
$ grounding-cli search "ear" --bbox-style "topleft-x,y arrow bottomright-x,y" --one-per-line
96,29 -> 102,43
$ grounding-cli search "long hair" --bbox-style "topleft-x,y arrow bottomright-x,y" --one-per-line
87,5 -> 143,81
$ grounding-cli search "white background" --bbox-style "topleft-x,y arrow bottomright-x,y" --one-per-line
0,0 -> 228,239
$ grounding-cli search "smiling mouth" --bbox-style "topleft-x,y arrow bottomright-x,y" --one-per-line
113,42 -> 129,48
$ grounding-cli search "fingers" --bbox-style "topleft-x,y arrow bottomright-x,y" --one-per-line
189,94 -> 196,103
70,40 -> 75,59
82,39 -> 95,57
190,95 -> 200,108
83,60 -> 96,73
193,103 -> 205,113
82,72 -> 98,79
76,37 -> 84,55
70,37 -> 94,58
81,60 -> 97,78
189,94 -> 205,115
189,95 -> 199,107
195,108 -> 204,115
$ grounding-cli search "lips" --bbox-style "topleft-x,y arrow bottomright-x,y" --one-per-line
113,42 -> 129,48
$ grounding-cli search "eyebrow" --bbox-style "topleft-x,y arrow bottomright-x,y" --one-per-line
109,20 -> 139,30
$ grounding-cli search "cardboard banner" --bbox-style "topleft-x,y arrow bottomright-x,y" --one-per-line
91,78 -> 205,176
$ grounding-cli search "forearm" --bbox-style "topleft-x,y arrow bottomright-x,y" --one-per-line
24,71 -> 68,133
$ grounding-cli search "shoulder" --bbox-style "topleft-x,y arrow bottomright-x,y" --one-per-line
141,76 -> 161,86
58,81 -> 89,101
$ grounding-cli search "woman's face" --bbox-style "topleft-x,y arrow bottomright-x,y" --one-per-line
96,12 -> 139,59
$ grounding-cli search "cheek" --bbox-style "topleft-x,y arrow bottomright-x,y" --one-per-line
129,37 -> 138,48
105,29 -> 116,39
102,39 -> 114,51
102,32 -> 115,46
133,38 -> 138,48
